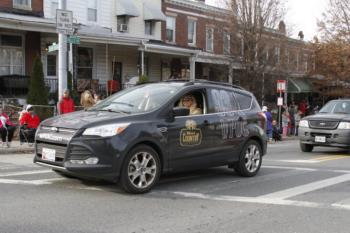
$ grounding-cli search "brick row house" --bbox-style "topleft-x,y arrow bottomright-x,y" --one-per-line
0,0 -> 315,103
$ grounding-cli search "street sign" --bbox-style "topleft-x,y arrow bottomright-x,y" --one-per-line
48,43 -> 59,52
277,97 -> 283,106
277,80 -> 286,92
56,9 -> 73,35
68,35 -> 80,44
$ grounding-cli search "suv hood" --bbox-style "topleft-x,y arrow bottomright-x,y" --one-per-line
41,110 -> 127,129
305,113 -> 350,121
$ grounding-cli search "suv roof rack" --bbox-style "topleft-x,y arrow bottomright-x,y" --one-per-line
162,79 -> 244,90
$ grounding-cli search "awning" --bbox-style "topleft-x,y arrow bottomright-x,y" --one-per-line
116,0 -> 140,17
143,2 -> 166,21
288,78 -> 313,93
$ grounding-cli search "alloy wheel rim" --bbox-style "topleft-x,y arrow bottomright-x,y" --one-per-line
244,144 -> 261,173
128,151 -> 157,189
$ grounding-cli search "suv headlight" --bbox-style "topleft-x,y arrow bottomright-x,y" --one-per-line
338,122 -> 350,129
82,123 -> 130,137
299,120 -> 309,128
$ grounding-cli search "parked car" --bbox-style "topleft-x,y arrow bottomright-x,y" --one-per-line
299,99 -> 350,152
33,80 -> 267,193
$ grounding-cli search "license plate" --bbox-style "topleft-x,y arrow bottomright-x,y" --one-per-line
315,136 -> 326,143
42,148 -> 56,162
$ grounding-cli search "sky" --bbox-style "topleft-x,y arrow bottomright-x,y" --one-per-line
206,0 -> 329,41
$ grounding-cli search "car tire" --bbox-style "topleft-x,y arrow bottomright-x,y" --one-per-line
119,145 -> 161,194
233,140 -> 262,177
300,142 -> 313,152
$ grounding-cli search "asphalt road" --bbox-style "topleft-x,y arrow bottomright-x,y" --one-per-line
1,140 -> 350,233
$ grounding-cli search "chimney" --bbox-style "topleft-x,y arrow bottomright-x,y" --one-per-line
197,0 -> 206,3
278,21 -> 286,35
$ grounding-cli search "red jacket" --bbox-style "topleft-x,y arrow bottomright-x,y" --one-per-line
0,113 -> 15,128
20,112 -> 40,129
59,97 -> 75,114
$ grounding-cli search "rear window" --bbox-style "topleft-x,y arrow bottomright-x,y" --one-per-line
234,91 -> 252,110
209,89 -> 239,113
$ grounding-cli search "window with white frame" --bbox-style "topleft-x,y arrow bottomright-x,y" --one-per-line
166,16 -> 176,43
223,30 -> 230,55
206,27 -> 214,52
13,0 -> 31,10
77,47 -> 93,79
188,19 -> 196,45
87,0 -> 97,22
47,54 -> 57,76
285,49 -> 289,66
275,46 -> 280,65
51,0 -> 58,18
0,35 -> 24,76
145,21 -> 154,36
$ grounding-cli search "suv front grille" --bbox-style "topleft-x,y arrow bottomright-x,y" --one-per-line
309,120 -> 339,129
36,142 -> 67,166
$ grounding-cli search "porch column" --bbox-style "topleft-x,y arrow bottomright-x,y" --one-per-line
228,62 -> 234,84
58,0 -> 68,100
189,56 -> 196,81
141,50 -> 145,76
105,44 -> 108,96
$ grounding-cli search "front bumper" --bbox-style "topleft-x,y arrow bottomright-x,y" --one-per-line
299,127 -> 350,148
34,136 -> 128,181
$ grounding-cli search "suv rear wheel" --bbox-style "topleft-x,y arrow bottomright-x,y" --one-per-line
300,142 -> 313,152
233,140 -> 262,177
120,145 -> 161,194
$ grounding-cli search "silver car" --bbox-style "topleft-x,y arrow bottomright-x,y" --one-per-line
299,99 -> 350,152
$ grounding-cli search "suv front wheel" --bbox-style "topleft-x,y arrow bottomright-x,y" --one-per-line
233,140 -> 262,177
300,142 -> 313,152
120,145 -> 161,194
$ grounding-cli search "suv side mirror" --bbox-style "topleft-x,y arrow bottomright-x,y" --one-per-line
173,107 -> 190,117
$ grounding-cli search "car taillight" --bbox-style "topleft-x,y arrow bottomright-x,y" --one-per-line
258,112 -> 266,130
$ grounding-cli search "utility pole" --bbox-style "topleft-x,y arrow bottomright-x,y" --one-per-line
58,0 -> 68,101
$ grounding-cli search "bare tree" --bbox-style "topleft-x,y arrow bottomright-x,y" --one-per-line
226,0 -> 286,102
318,0 -> 350,42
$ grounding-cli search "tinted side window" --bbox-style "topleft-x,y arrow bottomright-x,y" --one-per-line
234,91 -> 252,110
209,88 -> 239,113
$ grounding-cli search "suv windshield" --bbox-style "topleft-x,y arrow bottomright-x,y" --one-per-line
319,100 -> 350,114
90,83 -> 182,114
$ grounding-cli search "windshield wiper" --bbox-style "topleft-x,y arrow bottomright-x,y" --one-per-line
99,109 -> 130,114
111,102 -> 134,107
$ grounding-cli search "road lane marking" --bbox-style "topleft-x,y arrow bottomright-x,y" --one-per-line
262,165 -> 317,171
0,178 -> 65,185
259,173 -> 350,200
312,155 -> 349,162
163,191 -> 322,208
158,191 -> 350,211
0,170 -> 52,177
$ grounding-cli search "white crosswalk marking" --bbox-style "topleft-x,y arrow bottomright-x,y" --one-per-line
0,170 -> 52,177
259,173 -> 350,199
0,178 -> 65,185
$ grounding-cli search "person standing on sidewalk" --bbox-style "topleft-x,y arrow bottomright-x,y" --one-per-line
58,89 -> 75,115
80,90 -> 95,110
0,107 -> 16,147
262,106 -> 273,142
281,110 -> 290,138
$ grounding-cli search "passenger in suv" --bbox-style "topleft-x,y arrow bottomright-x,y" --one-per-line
34,80 -> 267,194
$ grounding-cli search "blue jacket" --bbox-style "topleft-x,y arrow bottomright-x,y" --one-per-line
264,111 -> 273,132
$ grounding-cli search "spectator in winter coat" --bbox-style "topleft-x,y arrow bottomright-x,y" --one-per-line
19,105 -> 40,144
262,106 -> 273,142
58,89 -> 75,114
0,107 -> 16,147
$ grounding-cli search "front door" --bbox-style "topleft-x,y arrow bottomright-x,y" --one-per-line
166,89 -> 222,170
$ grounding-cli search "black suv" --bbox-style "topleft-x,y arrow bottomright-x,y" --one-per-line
34,80 -> 267,193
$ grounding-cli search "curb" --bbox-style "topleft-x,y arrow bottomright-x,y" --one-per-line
0,148 -> 35,155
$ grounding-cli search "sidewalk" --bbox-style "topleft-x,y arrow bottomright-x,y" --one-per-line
0,141 -> 35,154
